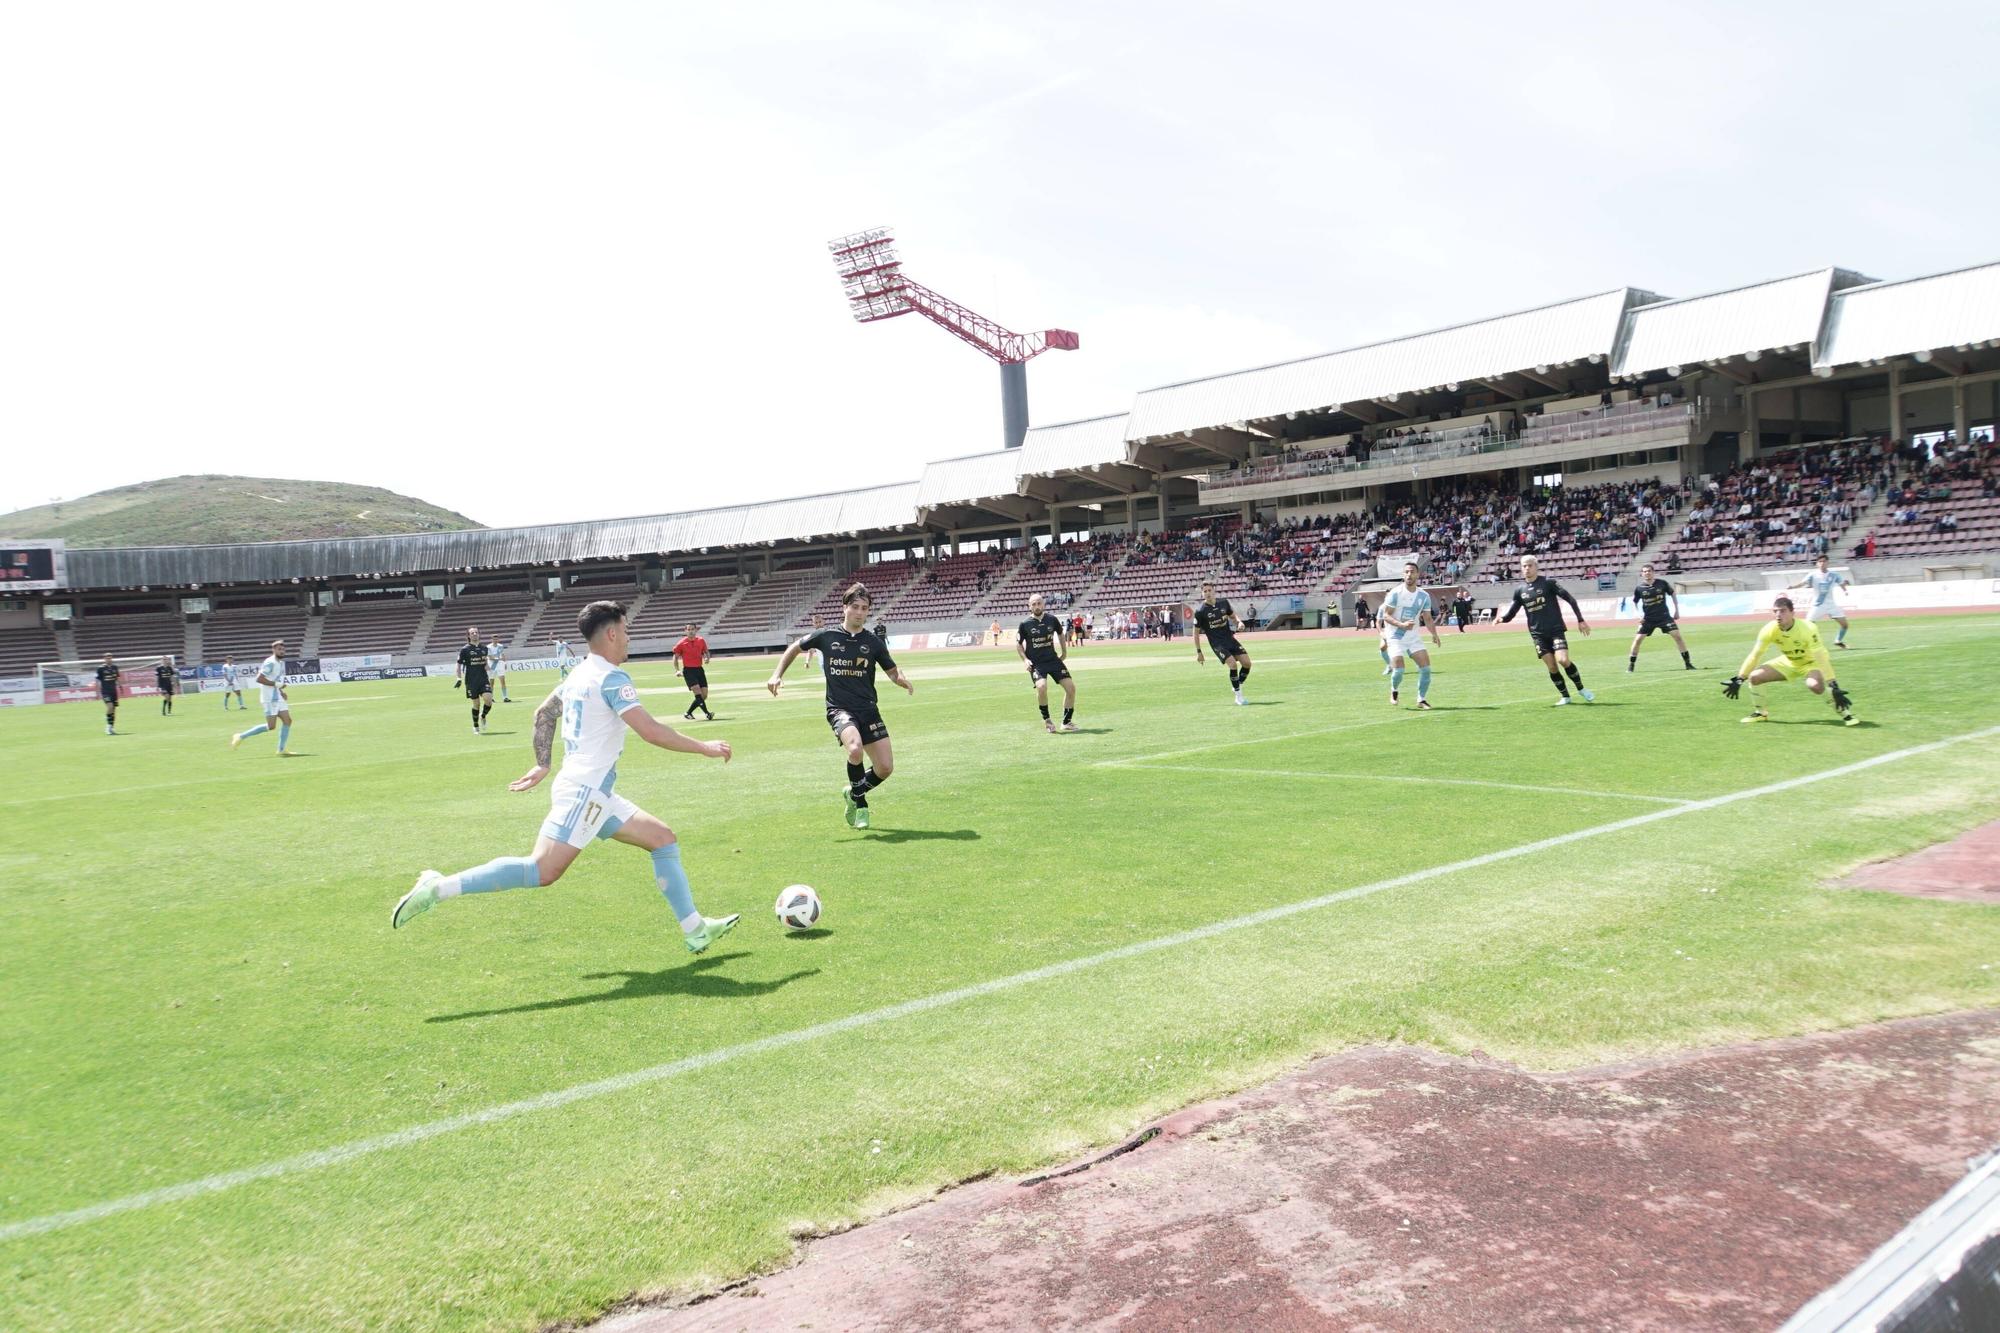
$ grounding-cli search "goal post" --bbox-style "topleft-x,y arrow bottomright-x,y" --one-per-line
36,655 -> 178,698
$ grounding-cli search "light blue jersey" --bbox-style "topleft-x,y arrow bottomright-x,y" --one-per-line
555,653 -> 642,791
1805,569 -> 1843,606
1380,585 -> 1433,631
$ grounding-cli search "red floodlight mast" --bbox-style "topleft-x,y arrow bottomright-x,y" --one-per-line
829,227 -> 1079,449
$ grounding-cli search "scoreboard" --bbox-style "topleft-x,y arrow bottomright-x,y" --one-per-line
0,541 -> 65,592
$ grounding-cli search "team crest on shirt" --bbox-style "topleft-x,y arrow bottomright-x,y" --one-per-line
618,684 -> 638,702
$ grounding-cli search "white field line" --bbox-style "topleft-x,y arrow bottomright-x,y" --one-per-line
1130,764 -> 1690,805
4,722 -> 1997,1246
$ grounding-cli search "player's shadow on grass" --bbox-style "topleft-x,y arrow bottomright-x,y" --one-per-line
480,730 -> 517,737
1062,727 -> 1115,734
424,953 -> 815,1022
853,827 -> 980,844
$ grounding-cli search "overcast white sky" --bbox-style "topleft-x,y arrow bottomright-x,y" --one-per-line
5,1 -> 1999,528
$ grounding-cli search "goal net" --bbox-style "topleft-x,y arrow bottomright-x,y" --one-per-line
37,655 -> 179,697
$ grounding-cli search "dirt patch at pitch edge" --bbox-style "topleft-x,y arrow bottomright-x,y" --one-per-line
1839,818 -> 2000,903
597,1008 -> 2000,1332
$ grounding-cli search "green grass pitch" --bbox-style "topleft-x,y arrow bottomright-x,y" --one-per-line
4,615 -> 2000,1330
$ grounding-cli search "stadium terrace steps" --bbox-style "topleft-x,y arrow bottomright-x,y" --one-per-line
300,614 -> 324,658
0,623 -> 60,676
408,604 -> 439,656
622,576 -> 736,641
184,620 -> 203,667
792,560 -> 924,634
420,592 -> 537,654
203,606 -> 313,663
1081,555 -> 1225,612
976,544 -> 1128,618
881,551 -> 1010,623
52,622 -> 78,664
73,611 -> 185,661
314,598 -> 428,660
707,567 -> 835,636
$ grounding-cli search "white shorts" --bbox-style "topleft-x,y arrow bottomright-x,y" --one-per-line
1386,630 -> 1427,659
260,685 -> 287,714
540,777 -> 639,849
1807,601 -> 1841,622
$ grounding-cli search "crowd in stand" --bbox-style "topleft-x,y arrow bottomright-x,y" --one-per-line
1494,479 -> 1681,563
1351,486 -> 1515,583
1676,440 -> 1887,558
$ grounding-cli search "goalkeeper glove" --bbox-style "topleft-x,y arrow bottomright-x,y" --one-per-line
1829,683 -> 1853,711
1721,676 -> 1744,700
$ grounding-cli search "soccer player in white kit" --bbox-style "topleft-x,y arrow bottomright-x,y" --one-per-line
393,601 -> 740,954
1789,554 -> 1851,647
220,656 -> 246,710
1378,562 -> 1441,709
552,637 -> 576,679
491,641 -> 512,702
228,639 -> 293,754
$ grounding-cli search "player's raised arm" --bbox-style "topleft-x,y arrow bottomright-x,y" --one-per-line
511,688 -> 564,791
1499,589 -> 1524,623
767,638 -> 806,695
1735,621 -> 1777,680
624,704 -> 732,761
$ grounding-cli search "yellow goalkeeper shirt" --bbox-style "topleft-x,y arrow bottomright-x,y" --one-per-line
1738,617 -> 1834,678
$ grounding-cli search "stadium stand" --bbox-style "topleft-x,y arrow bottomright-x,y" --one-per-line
1328,488 -> 1519,594
72,603 -> 184,659
1660,440 -> 1886,574
202,598 -> 312,660
536,577 -> 644,643
1482,480 -> 1681,584
0,623 -> 60,676
881,551 -> 1009,623
791,558 -> 924,632
708,566 -> 833,636
1856,438 -> 2000,560
625,574 -> 739,641
1209,514 -> 1368,600
317,594 -> 427,657
421,588 -> 538,653
983,535 -> 1130,611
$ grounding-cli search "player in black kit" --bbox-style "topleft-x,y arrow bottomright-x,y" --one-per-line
454,627 -> 495,734
1626,563 -> 1695,672
768,582 -> 914,829
154,656 -> 177,715
1498,555 -> 1595,705
1191,581 -> 1252,705
95,653 -> 121,735
1017,592 -> 1078,733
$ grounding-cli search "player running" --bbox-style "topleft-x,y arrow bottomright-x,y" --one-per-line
1017,592 -> 1078,732
154,657 -> 177,715
1723,595 -> 1857,726
1499,555 -> 1594,705
1379,562 -> 1441,709
229,639 -> 293,754
490,642 -> 512,702
1191,582 -> 1251,704
672,623 -> 715,721
1790,555 -> 1852,648
1626,563 -> 1696,671
768,583 -> 913,830
220,656 -> 246,710
95,653 -> 120,735
392,600 -> 740,953
455,627 -> 495,734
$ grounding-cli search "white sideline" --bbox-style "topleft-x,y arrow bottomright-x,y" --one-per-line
1130,764 -> 1690,805
3,722 -> 1997,1245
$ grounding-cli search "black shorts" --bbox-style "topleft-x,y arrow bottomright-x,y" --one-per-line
683,666 -> 708,689
1530,630 -> 1568,658
1206,635 -> 1246,660
826,705 -> 888,744
464,671 -> 491,698
100,688 -> 119,705
1638,617 -> 1679,637
1028,659 -> 1070,686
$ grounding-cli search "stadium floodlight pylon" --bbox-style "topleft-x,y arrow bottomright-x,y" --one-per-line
37,655 -> 176,695
828,227 -> 1079,450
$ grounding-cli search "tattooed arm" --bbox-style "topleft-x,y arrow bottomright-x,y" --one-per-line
509,689 -> 563,792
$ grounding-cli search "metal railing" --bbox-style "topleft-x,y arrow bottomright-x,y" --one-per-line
1202,398 -> 1703,492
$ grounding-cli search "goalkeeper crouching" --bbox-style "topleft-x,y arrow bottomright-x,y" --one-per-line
1721,596 -> 1858,726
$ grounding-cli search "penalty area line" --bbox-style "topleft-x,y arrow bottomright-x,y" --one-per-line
4,722 -> 1997,1245
1128,764 -> 1690,805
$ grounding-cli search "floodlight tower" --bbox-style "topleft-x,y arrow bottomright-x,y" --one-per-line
829,227 -> 1079,449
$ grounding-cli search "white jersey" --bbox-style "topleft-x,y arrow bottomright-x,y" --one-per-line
1804,569 -> 1843,606
555,652 -> 641,792
257,654 -> 286,712
221,663 -> 241,688
1380,585 -> 1433,647
491,645 -> 508,673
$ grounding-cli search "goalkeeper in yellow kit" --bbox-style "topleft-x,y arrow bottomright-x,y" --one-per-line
1722,596 -> 1858,726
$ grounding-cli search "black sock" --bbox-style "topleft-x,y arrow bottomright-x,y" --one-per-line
1228,668 -> 1241,690
1681,651 -> 1692,665
472,706 -> 480,725
1563,662 -> 1584,688
1627,654 -> 1637,667
859,769 -> 886,793
1236,662 -> 1251,682
1039,703 -> 1050,720
1063,707 -> 1073,724
1549,670 -> 1570,698
846,761 -> 865,792
482,702 -> 492,720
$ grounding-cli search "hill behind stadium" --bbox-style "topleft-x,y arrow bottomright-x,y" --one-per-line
0,475 -> 481,547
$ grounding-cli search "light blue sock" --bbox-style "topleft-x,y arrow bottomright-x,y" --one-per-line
1836,624 -> 1847,643
1389,666 -> 1404,690
441,856 -> 541,898
236,723 -> 269,739
1379,646 -> 1391,664
277,722 -> 290,749
652,843 -> 701,931
1418,665 -> 1432,698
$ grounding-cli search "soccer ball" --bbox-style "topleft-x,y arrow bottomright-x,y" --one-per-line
774,885 -> 821,931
